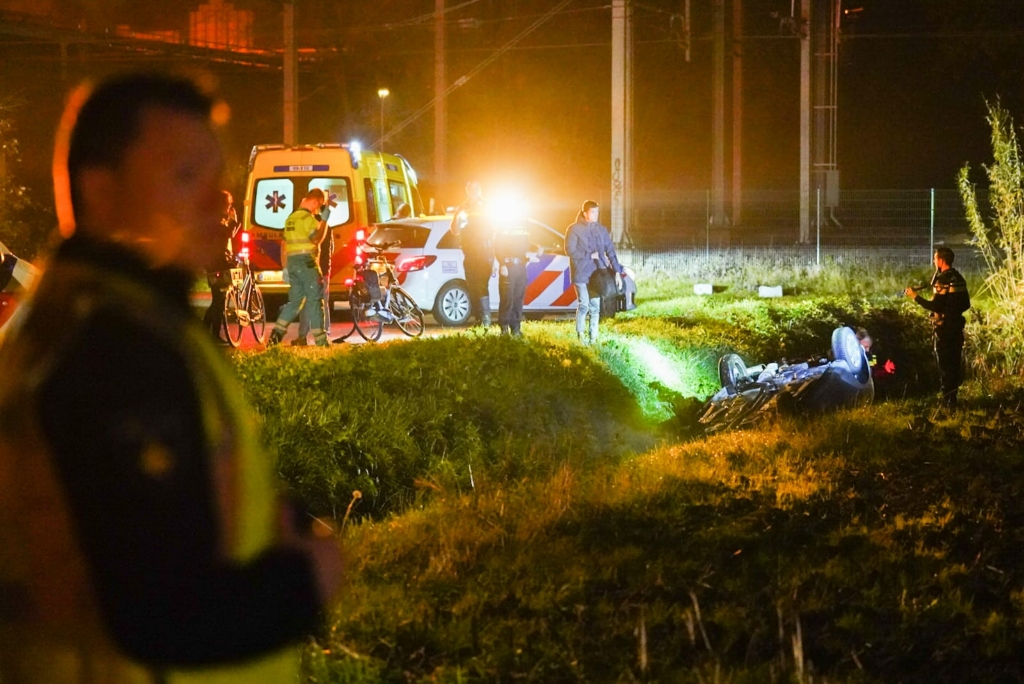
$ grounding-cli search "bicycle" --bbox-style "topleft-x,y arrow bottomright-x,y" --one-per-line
338,240 -> 424,342
218,246 -> 267,347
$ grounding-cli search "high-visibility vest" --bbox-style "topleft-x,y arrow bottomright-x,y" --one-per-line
0,258 -> 300,684
283,208 -> 318,257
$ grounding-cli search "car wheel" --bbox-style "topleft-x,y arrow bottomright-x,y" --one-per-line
718,353 -> 749,392
831,326 -> 870,385
433,280 -> 471,326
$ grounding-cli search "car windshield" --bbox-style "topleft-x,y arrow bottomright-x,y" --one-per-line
368,223 -> 431,249
527,220 -> 564,254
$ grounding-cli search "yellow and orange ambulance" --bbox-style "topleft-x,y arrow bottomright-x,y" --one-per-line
241,142 -> 422,300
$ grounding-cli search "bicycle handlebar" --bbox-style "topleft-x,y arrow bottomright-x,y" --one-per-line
363,240 -> 401,253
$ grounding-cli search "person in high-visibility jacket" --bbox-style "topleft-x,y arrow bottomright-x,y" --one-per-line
0,72 -> 342,683
267,188 -> 331,346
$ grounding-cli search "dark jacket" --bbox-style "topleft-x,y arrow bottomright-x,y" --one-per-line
2,234 -> 321,665
494,223 -> 531,262
913,267 -> 970,332
453,198 -> 494,264
565,219 -> 622,285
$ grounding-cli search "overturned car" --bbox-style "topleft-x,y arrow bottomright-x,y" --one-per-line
698,326 -> 874,434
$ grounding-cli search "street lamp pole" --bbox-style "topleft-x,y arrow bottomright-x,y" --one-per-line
377,87 -> 390,149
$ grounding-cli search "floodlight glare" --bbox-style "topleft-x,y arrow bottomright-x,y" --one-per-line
485,188 -> 529,225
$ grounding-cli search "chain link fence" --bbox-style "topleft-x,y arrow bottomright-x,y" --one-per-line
622,188 -> 987,273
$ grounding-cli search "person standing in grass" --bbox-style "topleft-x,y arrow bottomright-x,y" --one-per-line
268,187 -> 332,346
905,246 -> 971,409
0,71 -> 342,683
565,200 -> 625,345
450,180 -> 494,327
494,217 -> 531,337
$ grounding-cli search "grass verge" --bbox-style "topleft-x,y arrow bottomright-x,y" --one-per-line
226,281 -> 1019,682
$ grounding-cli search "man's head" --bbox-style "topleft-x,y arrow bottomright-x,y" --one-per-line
582,200 -> 599,223
934,247 -> 955,270
465,181 -> 482,201
300,188 -> 326,213
53,72 -> 227,271
856,328 -> 872,352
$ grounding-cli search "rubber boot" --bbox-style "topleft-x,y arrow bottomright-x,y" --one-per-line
479,296 -> 492,327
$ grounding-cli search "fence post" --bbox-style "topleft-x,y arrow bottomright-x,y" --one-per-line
816,188 -> 821,267
705,189 -> 711,261
929,187 -> 935,261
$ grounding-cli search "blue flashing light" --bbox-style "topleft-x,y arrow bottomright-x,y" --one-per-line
346,141 -> 362,169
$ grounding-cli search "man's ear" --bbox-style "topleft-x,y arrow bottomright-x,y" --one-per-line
74,168 -> 117,231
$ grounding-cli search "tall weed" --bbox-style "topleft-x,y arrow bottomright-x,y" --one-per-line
959,100 -> 1024,374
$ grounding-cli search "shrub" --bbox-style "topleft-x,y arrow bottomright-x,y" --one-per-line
959,100 -> 1024,374
235,335 -> 654,520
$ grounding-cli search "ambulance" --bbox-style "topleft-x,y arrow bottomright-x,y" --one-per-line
241,142 -> 422,300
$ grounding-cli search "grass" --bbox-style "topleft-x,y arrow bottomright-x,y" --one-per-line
309,390 -> 1024,683
224,255 -> 1023,682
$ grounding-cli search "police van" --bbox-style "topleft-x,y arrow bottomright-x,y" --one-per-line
241,142 -> 422,300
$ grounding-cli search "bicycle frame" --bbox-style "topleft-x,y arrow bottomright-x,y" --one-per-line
222,254 -> 267,346
344,241 -> 424,340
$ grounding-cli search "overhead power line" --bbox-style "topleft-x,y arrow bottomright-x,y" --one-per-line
381,0 -> 484,30
380,0 -> 576,146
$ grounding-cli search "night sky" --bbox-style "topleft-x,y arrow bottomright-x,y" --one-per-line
1,0 -> 1023,225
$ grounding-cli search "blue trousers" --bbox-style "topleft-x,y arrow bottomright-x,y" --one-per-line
275,254 -> 326,337
573,283 -> 601,341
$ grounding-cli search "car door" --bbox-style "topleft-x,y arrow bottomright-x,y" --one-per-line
521,220 -> 576,312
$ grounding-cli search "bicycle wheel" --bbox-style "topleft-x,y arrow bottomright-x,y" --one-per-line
247,283 -> 266,344
222,287 -> 245,347
330,290 -> 358,342
391,288 -> 424,338
351,290 -> 383,342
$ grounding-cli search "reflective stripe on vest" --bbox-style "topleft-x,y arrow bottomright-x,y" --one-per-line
283,209 -> 318,256
0,260 -> 299,684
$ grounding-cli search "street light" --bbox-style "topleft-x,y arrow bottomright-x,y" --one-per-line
377,87 -> 390,150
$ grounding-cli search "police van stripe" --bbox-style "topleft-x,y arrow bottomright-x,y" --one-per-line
551,286 -> 577,307
525,270 -> 560,305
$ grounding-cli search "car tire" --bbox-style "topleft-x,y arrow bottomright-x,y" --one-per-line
831,326 -> 871,385
718,353 -> 749,393
433,280 -> 472,326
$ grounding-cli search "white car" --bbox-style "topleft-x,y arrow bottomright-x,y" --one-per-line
362,216 -> 636,326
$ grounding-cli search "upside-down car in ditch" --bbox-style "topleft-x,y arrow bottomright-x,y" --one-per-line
698,326 -> 874,434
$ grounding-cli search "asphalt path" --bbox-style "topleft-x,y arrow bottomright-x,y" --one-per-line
192,294 -> 463,350
195,294 -> 573,351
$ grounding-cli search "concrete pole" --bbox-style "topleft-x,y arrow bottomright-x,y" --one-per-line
712,0 -> 726,233
731,0 -> 743,228
799,0 -> 811,243
434,0 -> 447,191
283,1 -> 297,145
610,0 -> 631,243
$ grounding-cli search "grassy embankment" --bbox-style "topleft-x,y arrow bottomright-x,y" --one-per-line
233,257 -> 1024,682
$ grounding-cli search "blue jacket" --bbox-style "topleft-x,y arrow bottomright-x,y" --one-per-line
565,220 -> 622,285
